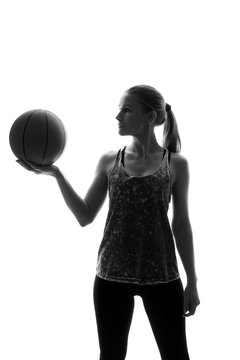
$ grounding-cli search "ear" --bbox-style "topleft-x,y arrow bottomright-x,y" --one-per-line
147,110 -> 157,123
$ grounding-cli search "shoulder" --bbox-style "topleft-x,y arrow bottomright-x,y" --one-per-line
100,150 -> 120,166
169,152 -> 189,186
96,149 -> 121,177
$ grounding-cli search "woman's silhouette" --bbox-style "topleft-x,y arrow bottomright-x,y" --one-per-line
18,85 -> 200,360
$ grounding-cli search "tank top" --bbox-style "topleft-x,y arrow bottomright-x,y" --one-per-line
96,146 -> 180,285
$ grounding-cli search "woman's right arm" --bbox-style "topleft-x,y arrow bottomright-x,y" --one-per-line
54,153 -> 110,227
54,169 -> 92,227
17,151 -> 114,227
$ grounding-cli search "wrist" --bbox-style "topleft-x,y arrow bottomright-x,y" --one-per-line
187,275 -> 198,285
54,167 -> 62,179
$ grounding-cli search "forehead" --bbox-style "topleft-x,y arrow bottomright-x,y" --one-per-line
119,93 -> 142,108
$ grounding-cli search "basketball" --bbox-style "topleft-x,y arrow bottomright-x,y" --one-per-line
9,109 -> 66,166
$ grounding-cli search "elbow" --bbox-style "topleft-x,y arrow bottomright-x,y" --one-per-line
80,222 -> 88,227
78,201 -> 94,227
79,211 -> 94,228
78,214 -> 93,227
79,218 -> 93,227
79,220 -> 87,227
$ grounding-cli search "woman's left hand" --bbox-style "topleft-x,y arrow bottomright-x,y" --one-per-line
183,282 -> 200,317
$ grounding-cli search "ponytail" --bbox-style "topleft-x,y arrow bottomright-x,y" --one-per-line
162,108 -> 181,153
125,85 -> 181,153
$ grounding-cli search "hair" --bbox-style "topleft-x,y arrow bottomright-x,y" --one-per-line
125,85 -> 181,153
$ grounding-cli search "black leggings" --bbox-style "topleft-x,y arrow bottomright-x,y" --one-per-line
93,276 -> 190,360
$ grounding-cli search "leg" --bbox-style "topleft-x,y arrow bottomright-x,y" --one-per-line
93,276 -> 135,360
141,279 -> 190,360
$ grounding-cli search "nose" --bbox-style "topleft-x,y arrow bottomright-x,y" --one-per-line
116,110 -> 122,121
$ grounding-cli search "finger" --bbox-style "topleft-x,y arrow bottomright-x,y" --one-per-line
16,159 -> 42,173
184,301 -> 198,317
25,161 -> 45,173
16,159 -> 34,171
184,308 -> 196,317
183,296 -> 189,315
26,160 -> 39,167
24,160 -> 41,170
26,161 -> 53,173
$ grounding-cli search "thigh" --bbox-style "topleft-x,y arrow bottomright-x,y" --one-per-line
141,279 -> 190,360
93,276 -> 135,360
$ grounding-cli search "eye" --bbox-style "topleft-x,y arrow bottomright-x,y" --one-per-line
122,107 -> 131,113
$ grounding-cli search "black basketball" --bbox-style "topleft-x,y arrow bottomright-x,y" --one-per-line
9,109 -> 66,166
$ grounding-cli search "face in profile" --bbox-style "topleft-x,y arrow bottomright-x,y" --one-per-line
116,93 -> 152,136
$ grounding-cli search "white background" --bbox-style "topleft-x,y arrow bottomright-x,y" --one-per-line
1,0 -> 240,359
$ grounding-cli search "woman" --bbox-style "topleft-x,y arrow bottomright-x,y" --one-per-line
18,85 -> 200,360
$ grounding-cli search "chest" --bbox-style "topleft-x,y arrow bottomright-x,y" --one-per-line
122,151 -> 166,177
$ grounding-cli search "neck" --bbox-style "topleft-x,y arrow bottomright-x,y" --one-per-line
129,129 -> 162,159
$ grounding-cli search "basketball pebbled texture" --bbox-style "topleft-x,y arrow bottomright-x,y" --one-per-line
9,109 -> 66,166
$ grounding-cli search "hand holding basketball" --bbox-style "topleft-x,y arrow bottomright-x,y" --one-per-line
16,159 -> 60,177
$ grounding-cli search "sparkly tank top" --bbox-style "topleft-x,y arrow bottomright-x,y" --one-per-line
96,146 -> 179,285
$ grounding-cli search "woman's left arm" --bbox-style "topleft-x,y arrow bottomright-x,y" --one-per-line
171,154 -> 200,317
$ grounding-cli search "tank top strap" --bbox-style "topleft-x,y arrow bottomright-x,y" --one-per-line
158,148 -> 171,181
120,146 -> 127,167
160,147 -> 167,166
163,148 -> 171,167
167,149 -> 171,165
115,148 -> 122,163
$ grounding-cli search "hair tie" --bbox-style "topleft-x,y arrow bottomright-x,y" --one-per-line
165,103 -> 171,112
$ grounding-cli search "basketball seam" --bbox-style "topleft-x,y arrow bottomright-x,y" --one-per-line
40,110 -> 49,166
23,110 -> 39,162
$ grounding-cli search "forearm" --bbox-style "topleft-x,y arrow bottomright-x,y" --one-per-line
54,170 -> 92,227
172,224 -> 198,284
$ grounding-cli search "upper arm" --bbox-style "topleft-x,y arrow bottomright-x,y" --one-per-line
171,154 -> 191,231
83,151 -> 116,223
